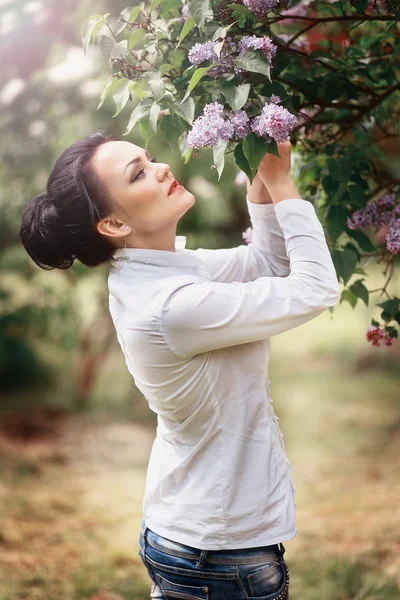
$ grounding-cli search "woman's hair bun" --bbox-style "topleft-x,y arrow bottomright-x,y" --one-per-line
19,131 -> 119,270
19,192 -> 75,270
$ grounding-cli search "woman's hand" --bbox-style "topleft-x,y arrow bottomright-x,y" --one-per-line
245,172 -> 273,204
257,141 -> 293,189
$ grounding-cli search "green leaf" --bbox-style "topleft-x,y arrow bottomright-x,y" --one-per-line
80,14 -> 110,56
349,279 -> 369,307
149,102 -> 161,133
234,49 -> 272,81
167,96 -> 195,125
220,81 -> 250,112
148,78 -> 166,102
187,0 -> 213,30
325,204 -> 350,243
97,74 -> 117,110
327,158 -> 347,182
159,63 -> 173,76
150,0 -> 163,11
115,5 -> 143,35
344,241 -> 360,260
340,289 -> 358,308
128,28 -> 146,50
123,100 -> 152,136
339,156 -> 353,180
226,3 -> 258,21
381,310 -> 392,322
211,22 -> 236,42
385,326 -> 398,339
112,78 -> 135,117
354,0 -> 368,13
341,247 -> 358,284
159,0 -> 182,17
178,131 -> 193,163
347,229 -> 375,252
376,298 -> 400,316
242,133 -> 270,179
234,143 -> 252,182
160,114 -> 185,149
332,247 -> 358,285
176,15 -> 196,48
180,64 -> 216,103
98,35 -> 116,65
347,184 -> 366,207
108,39 -> 128,63
212,140 -> 228,182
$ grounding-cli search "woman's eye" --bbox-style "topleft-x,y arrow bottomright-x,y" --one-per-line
131,157 -> 157,183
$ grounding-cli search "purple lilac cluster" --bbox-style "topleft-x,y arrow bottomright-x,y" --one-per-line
366,325 -> 394,347
188,97 -> 297,148
238,35 -> 278,64
241,0 -> 290,18
187,102 -> 235,148
188,39 -> 237,78
386,219 -> 400,254
347,193 -> 400,255
251,96 -> 298,142
188,34 -> 278,78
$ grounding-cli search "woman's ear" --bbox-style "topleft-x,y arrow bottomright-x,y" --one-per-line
97,218 -> 129,239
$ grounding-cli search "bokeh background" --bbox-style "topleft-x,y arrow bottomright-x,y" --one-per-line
0,1 -> 399,598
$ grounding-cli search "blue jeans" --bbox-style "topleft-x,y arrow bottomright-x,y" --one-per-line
138,517 -> 290,599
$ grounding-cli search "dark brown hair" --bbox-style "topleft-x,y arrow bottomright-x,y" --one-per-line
19,130 -> 120,270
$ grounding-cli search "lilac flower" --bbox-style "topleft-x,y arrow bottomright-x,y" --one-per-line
238,35 -> 278,64
180,4 -> 190,21
187,102 -> 235,148
251,102 -> 297,142
241,0 -> 290,18
188,41 -> 218,66
227,110 -> 251,138
242,226 -> 253,243
188,39 -> 235,78
347,193 -> 397,230
386,218 -> 400,255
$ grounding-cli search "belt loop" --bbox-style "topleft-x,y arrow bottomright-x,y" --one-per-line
279,542 -> 286,557
195,549 -> 208,567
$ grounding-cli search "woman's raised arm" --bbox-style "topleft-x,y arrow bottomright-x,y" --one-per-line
160,197 -> 340,360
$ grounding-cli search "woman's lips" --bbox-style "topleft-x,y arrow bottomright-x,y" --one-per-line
168,182 -> 183,195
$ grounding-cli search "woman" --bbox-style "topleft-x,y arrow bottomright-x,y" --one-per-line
20,131 -> 339,599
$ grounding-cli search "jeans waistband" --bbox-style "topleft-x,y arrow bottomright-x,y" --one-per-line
141,518 -> 285,567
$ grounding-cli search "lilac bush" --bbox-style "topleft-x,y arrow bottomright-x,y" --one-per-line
83,0 -> 400,345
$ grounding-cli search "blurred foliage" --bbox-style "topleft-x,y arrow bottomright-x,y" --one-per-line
0,0 -> 253,405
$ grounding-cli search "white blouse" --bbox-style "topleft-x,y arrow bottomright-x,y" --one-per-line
107,197 -> 340,550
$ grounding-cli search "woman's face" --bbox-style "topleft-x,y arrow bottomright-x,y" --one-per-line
91,140 -> 195,242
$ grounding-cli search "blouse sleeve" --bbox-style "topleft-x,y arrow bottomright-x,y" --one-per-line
160,198 -> 340,359
185,197 -> 290,283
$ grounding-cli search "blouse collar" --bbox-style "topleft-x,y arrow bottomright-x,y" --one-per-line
109,235 -> 208,279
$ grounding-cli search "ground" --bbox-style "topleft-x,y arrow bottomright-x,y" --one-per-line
0,268 -> 399,599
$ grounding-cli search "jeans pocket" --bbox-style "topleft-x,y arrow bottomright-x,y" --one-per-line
241,558 -> 290,600
155,572 -> 209,600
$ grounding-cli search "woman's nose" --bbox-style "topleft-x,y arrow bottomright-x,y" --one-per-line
158,162 -> 171,179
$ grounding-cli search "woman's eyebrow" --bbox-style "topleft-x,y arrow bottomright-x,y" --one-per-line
123,149 -> 151,176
